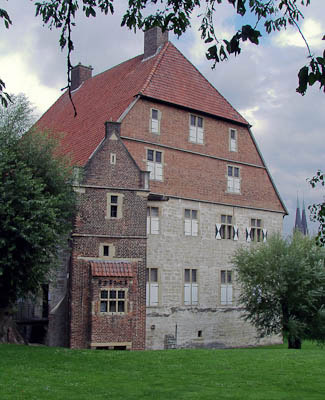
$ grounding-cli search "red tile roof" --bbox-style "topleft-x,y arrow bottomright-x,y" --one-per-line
37,42 -> 248,166
90,261 -> 134,277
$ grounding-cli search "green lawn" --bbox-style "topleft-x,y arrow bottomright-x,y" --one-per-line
0,342 -> 324,400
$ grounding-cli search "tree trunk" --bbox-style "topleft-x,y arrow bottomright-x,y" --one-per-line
288,335 -> 301,349
0,308 -> 27,344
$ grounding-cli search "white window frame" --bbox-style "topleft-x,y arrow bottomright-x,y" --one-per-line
147,206 -> 160,235
189,114 -> 204,144
150,108 -> 161,134
146,149 -> 163,181
220,270 -> 233,306
146,268 -> 159,307
184,269 -> 198,306
100,288 -> 127,314
184,209 -> 198,236
229,128 -> 238,152
227,165 -> 241,194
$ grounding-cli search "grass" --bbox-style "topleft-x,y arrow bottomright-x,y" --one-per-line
0,342 -> 324,400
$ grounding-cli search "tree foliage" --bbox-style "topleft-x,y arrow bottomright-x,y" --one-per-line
0,1 -> 324,110
0,95 -> 76,313
308,170 -> 325,246
233,233 -> 325,349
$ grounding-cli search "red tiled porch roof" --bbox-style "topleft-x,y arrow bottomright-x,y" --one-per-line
90,261 -> 135,277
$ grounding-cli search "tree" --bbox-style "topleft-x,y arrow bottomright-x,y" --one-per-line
0,1 -> 324,110
309,171 -> 325,246
232,233 -> 325,349
0,95 -> 76,343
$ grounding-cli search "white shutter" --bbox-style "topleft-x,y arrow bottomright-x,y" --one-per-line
189,126 -> 196,142
246,227 -> 251,242
216,223 -> 222,240
151,217 -> 159,234
184,283 -> 191,305
147,161 -> 154,179
146,282 -> 149,307
263,229 -> 267,242
192,283 -> 198,305
184,219 -> 191,236
197,127 -> 204,144
227,177 -> 234,192
155,163 -> 163,181
221,285 -> 227,305
146,216 -> 150,235
227,285 -> 233,305
233,225 -> 239,241
151,118 -> 159,133
150,283 -> 159,306
230,139 -> 236,151
234,178 -> 240,193
192,219 -> 198,236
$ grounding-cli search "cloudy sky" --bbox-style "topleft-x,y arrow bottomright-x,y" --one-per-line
1,0 -> 324,236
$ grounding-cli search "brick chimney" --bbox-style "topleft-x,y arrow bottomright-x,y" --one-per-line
71,63 -> 93,91
144,27 -> 169,59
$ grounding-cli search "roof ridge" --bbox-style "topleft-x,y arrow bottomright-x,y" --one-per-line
140,41 -> 170,94
167,42 -> 248,125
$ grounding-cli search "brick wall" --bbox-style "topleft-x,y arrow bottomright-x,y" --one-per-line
69,124 -> 147,349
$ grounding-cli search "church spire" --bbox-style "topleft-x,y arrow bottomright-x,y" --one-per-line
294,195 -> 302,233
301,198 -> 309,236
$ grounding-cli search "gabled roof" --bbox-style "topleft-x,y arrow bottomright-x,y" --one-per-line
37,41 -> 248,166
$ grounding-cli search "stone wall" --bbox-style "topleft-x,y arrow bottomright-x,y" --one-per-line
146,197 -> 283,349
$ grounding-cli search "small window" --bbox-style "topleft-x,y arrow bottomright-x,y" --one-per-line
110,153 -> 116,165
99,243 -> 115,258
220,215 -> 233,239
100,289 -> 127,314
147,207 -> 160,235
227,166 -> 240,194
146,268 -> 159,306
184,209 -> 198,236
189,115 -> 204,144
106,193 -> 123,219
220,270 -> 233,306
229,129 -> 237,152
146,149 -> 163,181
184,268 -> 198,305
150,109 -> 161,134
103,245 -> 109,257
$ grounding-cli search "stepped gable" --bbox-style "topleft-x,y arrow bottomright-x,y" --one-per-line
37,41 -> 248,166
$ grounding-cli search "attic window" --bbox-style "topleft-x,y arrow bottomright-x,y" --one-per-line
189,115 -> 204,144
110,153 -> 116,165
229,129 -> 237,152
150,108 -> 161,134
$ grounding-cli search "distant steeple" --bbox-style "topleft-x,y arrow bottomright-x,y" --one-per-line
301,198 -> 309,236
294,195 -> 303,233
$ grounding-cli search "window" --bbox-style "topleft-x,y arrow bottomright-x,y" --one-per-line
147,207 -> 159,235
220,270 -> 233,306
146,268 -> 159,306
150,109 -> 161,134
227,166 -> 240,194
216,216 -> 239,240
184,269 -> 198,305
106,193 -> 123,219
147,149 -> 163,181
229,128 -> 237,152
100,289 -> 127,314
189,114 -> 204,144
99,243 -> 116,258
246,219 -> 267,242
110,153 -> 116,165
184,209 -> 198,236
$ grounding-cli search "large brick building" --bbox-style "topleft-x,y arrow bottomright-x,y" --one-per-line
37,27 -> 287,349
